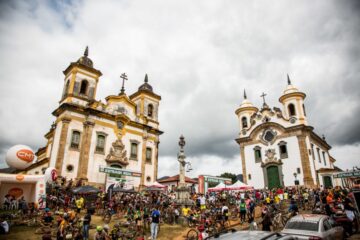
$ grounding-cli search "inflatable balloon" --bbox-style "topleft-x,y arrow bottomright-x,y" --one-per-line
5,145 -> 35,170
44,167 -> 58,183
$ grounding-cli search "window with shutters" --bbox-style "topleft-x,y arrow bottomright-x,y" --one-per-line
130,142 -> 138,159
95,134 -> 106,153
146,147 -> 152,163
70,131 -> 81,149
317,148 -> 321,163
254,146 -> 262,163
278,141 -> 288,159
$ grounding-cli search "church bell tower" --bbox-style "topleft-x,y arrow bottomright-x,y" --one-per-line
60,47 -> 102,106
279,75 -> 308,125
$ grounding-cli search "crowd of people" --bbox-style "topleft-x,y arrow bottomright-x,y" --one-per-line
0,177 -> 359,240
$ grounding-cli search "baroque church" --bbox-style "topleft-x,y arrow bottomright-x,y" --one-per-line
235,76 -> 338,189
21,47 -> 163,189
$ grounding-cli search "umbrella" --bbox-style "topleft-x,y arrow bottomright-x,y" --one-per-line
113,187 -> 136,193
143,187 -> 165,192
72,185 -> 101,194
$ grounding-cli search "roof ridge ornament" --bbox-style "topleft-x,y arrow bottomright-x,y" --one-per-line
244,89 -> 247,99
144,73 -> 148,83
287,74 -> 291,85
84,46 -> 89,57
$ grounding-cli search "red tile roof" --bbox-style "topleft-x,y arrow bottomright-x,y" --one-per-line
157,174 -> 197,184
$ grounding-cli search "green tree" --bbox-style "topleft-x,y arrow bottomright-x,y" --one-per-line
218,172 -> 237,184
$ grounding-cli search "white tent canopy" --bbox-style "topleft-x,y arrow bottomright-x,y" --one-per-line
146,181 -> 166,188
208,182 -> 229,192
227,180 -> 253,190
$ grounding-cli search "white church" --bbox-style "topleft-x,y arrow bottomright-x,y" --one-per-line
235,76 -> 340,189
20,47 -> 163,189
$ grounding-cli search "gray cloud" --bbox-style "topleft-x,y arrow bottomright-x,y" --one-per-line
0,0 -> 359,175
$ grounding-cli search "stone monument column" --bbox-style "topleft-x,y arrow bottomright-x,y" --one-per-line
176,135 -> 193,206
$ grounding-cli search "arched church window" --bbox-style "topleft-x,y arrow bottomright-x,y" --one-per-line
79,80 -> 88,95
146,147 -> 152,163
148,104 -> 153,118
241,117 -> 248,128
278,141 -> 288,159
70,131 -> 81,149
288,103 -> 296,116
254,146 -> 262,163
62,80 -> 70,99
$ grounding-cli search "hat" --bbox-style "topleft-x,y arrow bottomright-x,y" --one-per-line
96,226 -> 103,232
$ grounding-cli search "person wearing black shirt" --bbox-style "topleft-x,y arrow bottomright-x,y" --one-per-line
83,210 -> 92,240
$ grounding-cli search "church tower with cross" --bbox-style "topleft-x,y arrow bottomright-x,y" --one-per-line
21,47 -> 163,190
235,75 -> 338,189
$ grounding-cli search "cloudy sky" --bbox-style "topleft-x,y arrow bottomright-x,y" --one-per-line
0,0 -> 359,178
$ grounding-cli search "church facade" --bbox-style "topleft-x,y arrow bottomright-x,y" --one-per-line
22,47 -> 163,189
235,76 -> 338,189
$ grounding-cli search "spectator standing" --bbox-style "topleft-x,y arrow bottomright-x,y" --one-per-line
83,209 -> 92,240
150,206 -> 161,240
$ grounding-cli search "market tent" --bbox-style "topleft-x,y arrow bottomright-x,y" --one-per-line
208,182 -> 230,192
146,181 -> 167,188
228,180 -> 253,190
72,185 -> 101,194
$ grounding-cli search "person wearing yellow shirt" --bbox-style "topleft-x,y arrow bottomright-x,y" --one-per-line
76,198 -> 83,213
182,206 -> 190,217
265,196 -> 271,204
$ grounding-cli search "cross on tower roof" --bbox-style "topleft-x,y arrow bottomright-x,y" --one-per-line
260,92 -> 267,104
120,73 -> 128,95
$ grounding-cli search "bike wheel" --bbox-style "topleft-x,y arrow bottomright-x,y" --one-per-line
186,229 -> 198,240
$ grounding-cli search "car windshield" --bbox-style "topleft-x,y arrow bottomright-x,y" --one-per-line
285,221 -> 319,231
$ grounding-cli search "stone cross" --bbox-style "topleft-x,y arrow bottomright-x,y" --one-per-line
120,73 -> 128,94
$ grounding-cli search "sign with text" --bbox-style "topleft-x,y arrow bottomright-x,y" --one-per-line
333,171 -> 360,178
99,166 -> 142,177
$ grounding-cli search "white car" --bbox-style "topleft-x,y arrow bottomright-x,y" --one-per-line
281,214 -> 344,240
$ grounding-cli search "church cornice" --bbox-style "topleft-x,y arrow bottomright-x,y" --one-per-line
63,62 -> 102,77
129,90 -> 161,101
53,103 -> 164,136
279,91 -> 306,103
235,123 -> 314,145
309,131 -> 332,150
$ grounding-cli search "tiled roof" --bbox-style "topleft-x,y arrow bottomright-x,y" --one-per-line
157,174 -> 197,184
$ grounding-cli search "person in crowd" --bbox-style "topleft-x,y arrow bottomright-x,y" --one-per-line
0,218 -> 9,235
239,199 -> 247,223
83,209 -> 92,240
150,206 -> 161,240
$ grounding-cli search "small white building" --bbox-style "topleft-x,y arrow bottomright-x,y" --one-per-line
21,47 -> 163,189
235,76 -> 338,189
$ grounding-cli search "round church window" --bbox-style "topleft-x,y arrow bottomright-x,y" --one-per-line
264,130 -> 275,142
146,176 -> 151,182
66,164 -> 74,172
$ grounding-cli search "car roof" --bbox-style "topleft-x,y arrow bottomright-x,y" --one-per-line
207,230 -> 284,240
288,214 -> 328,222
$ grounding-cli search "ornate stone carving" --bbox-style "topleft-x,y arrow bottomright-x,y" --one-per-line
105,139 -> 129,166
261,149 -> 282,167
